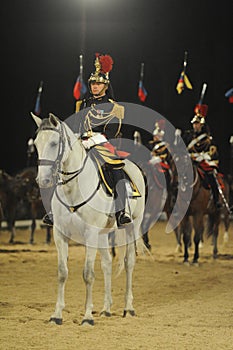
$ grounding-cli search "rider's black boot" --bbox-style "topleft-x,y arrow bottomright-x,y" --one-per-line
43,211 -> 53,226
112,168 -> 132,228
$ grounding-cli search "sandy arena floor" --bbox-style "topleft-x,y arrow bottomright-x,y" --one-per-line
0,219 -> 233,350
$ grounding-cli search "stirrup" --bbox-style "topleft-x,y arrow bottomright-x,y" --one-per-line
43,212 -> 53,226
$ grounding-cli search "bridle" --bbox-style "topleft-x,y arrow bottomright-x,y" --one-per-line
37,122 -> 88,185
37,120 -> 101,212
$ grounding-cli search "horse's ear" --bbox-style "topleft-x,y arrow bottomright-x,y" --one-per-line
49,113 -> 60,127
31,112 -> 42,127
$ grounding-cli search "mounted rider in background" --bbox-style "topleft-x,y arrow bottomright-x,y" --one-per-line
182,103 -> 222,210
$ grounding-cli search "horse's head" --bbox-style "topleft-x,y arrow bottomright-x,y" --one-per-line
31,112 -> 78,188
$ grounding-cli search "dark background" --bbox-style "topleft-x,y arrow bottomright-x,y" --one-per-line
1,0 -> 233,175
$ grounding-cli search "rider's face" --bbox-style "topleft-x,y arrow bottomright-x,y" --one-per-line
193,122 -> 202,132
90,82 -> 107,97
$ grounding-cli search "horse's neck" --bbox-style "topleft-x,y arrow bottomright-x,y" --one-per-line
62,125 -> 86,171
192,164 -> 203,193
61,127 -> 99,198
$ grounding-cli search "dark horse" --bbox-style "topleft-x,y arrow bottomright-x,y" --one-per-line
0,169 -> 18,243
128,131 -> 181,252
0,167 -> 51,244
176,154 -> 230,265
13,167 -> 52,244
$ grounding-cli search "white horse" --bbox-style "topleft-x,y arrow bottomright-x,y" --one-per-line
31,112 -> 146,325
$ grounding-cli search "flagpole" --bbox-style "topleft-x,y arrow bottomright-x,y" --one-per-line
79,54 -> 83,78
38,80 -> 43,94
34,80 -> 43,116
140,62 -> 144,81
138,62 -> 147,103
183,51 -> 188,75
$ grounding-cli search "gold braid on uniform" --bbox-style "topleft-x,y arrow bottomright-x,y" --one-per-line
84,102 -> 124,137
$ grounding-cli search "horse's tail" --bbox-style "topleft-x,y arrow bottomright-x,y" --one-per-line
114,232 -> 153,278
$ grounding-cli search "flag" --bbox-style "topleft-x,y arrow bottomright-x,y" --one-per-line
34,81 -> 43,116
73,75 -> 87,100
225,87 -> 233,103
34,94 -> 41,116
176,71 -> 193,94
138,80 -> 147,102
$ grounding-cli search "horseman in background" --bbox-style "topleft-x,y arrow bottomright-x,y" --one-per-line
43,53 -> 132,228
148,119 -> 173,193
182,103 -> 222,210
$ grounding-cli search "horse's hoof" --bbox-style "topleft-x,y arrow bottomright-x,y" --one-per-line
123,309 -> 135,317
192,261 -> 199,267
49,317 -> 62,325
183,260 -> 190,266
100,310 -> 111,317
81,319 -> 94,326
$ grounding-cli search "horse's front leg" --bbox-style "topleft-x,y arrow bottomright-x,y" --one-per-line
82,246 -> 97,326
182,217 -> 192,264
192,215 -> 204,265
99,245 -> 112,317
29,218 -> 36,244
50,232 -> 69,325
123,241 -> 136,317
9,223 -> 16,244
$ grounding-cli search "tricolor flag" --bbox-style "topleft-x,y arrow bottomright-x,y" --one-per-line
138,80 -> 147,102
176,51 -> 193,94
176,71 -> 193,94
73,54 -> 87,100
138,62 -> 147,102
73,75 -> 87,100
225,87 -> 233,103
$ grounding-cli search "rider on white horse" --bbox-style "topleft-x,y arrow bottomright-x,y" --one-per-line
43,53 -> 132,228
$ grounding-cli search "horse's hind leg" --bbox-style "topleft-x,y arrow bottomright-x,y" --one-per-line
50,232 -> 69,325
99,243 -> 112,317
82,245 -> 97,326
123,240 -> 136,317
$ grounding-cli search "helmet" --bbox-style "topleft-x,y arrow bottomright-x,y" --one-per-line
191,104 -> 208,124
88,53 -> 114,85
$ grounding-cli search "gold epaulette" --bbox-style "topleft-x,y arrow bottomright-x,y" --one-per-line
75,100 -> 83,113
110,101 -> 125,120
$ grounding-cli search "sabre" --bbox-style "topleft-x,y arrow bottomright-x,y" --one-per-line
213,170 -> 231,214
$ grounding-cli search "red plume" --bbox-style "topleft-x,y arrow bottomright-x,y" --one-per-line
99,54 -> 114,74
194,104 -> 208,117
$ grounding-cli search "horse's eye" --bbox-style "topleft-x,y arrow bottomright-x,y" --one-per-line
50,141 -> 58,147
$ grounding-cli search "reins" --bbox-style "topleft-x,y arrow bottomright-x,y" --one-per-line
37,121 -> 102,212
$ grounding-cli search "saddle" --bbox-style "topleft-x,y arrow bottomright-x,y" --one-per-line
95,159 -> 141,197
197,165 -> 224,191
87,145 -> 141,198
149,161 -> 172,190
